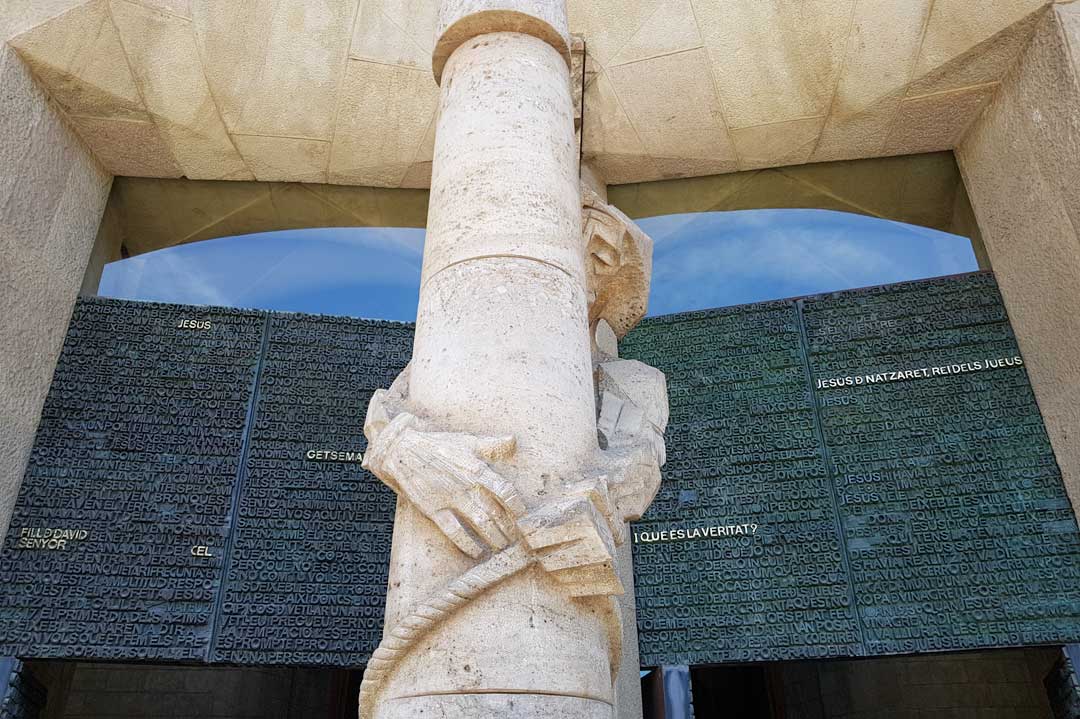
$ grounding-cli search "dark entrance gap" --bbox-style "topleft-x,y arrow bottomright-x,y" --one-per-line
15,661 -> 362,719
642,647 -> 1069,719
690,665 -> 776,718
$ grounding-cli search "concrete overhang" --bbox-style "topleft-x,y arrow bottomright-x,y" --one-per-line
2,0 -> 1061,188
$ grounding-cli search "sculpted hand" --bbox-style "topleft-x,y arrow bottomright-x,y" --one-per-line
363,413 -> 525,559
518,479 -> 623,597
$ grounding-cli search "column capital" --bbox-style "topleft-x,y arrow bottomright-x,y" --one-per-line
433,0 -> 571,83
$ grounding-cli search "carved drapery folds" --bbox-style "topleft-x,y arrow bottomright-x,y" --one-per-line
596,358 -> 668,520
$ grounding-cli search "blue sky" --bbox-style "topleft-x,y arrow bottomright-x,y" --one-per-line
641,209 -> 977,316
99,209 -> 977,320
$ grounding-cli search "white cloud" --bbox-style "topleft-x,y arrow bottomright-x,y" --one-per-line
640,209 -> 976,313
100,228 -> 426,311
101,250 -> 231,307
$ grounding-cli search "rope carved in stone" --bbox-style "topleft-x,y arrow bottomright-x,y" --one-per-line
357,190 -> 668,719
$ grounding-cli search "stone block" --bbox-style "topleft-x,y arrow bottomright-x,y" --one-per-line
581,70 -> 650,184
108,0 -> 252,180
8,0 -> 146,120
605,0 -> 700,67
567,0 -> 665,67
908,7 -> 1044,96
693,0 -> 854,128
68,115 -> 182,177
329,59 -> 437,187
0,43 -> 109,537
350,0 -> 437,70
191,0 -> 357,139
607,48 -> 734,164
232,135 -> 330,184
731,116 -> 824,171
914,0 -> 1047,80
884,83 -> 996,155
956,6 -> 1080,515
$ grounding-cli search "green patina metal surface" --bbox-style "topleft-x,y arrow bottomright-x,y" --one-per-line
0,273 -> 1077,669
0,299 -> 407,667
623,272 -> 1080,666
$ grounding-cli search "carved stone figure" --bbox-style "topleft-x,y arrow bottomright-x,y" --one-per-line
357,2 -> 668,717
583,188 -> 654,339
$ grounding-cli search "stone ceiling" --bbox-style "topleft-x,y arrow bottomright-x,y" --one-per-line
3,0 -> 1059,188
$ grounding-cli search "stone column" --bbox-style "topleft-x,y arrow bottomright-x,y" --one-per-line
358,2 -> 667,718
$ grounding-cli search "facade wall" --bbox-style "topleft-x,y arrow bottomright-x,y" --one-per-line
956,3 -> 1080,513
781,648 -> 1059,719
0,45 -> 111,538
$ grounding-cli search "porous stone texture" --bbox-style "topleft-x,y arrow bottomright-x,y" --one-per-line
107,0 -> 253,181
329,59 -> 439,187
421,36 -> 581,285
582,169 -> 644,719
96,152 -> 976,260
0,44 -> 110,538
368,28 -> 617,716
607,152 -> 974,236
381,694 -> 614,718
102,177 -> 429,256
78,202 -> 123,295
582,187 -> 652,337
358,4 -> 666,717
957,3 -> 1080,516
612,533 -> 643,719
190,1 -> 355,141
599,349 -> 654,719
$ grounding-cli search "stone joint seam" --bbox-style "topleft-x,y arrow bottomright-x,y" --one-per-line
421,252 -> 576,291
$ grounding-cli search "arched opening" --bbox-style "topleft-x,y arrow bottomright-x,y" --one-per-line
96,209 -> 977,320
